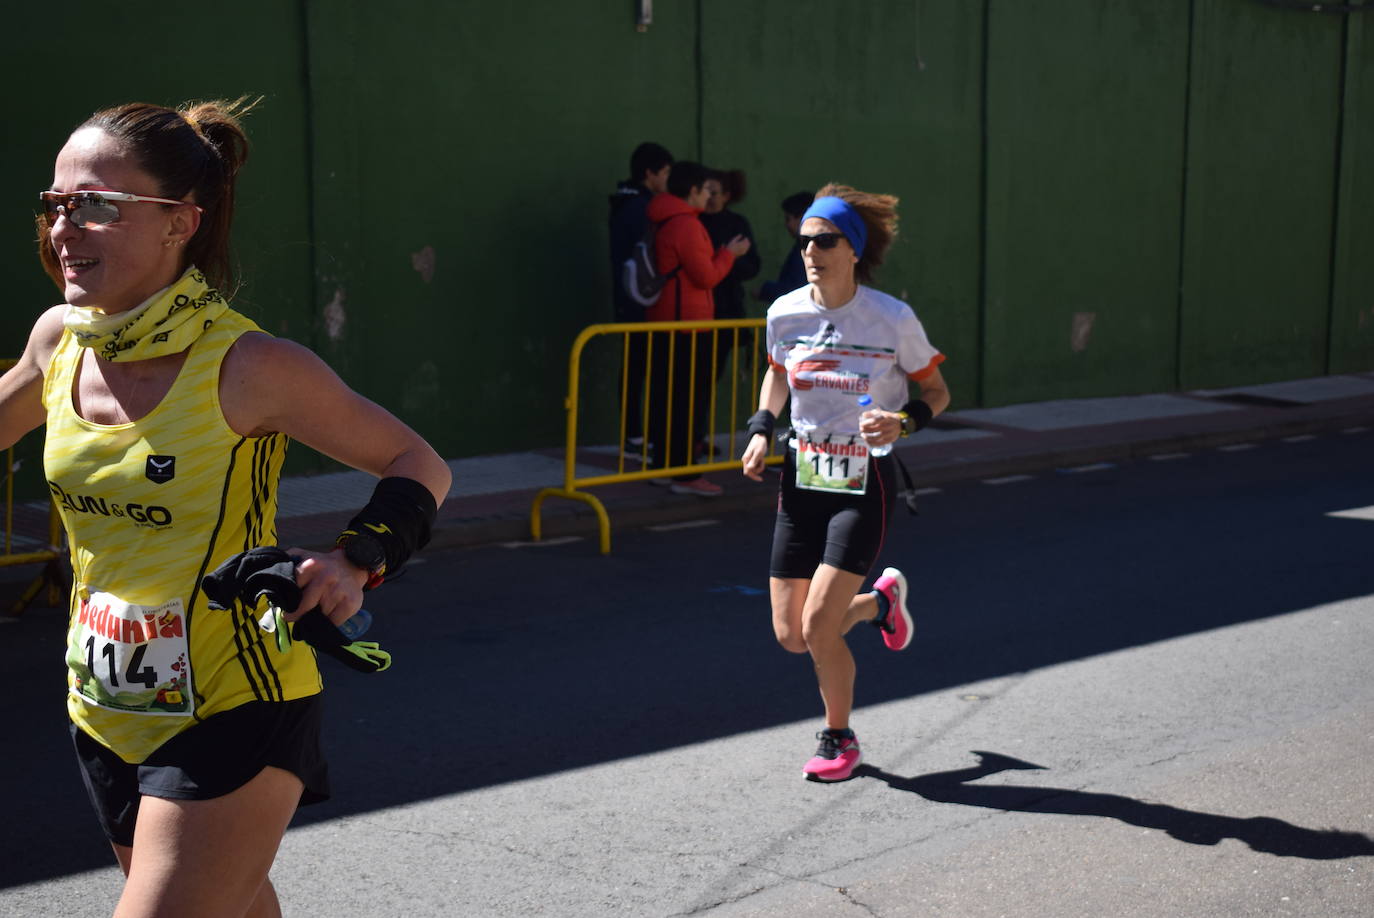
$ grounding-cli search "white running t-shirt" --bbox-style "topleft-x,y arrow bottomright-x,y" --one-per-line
766,284 -> 944,437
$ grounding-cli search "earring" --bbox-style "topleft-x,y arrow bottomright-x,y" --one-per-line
163,240 -> 174,248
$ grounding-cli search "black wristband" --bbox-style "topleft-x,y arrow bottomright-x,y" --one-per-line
338,477 -> 438,580
901,400 -> 934,434
747,409 -> 776,441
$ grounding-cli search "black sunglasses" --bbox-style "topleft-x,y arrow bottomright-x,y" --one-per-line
798,232 -> 844,251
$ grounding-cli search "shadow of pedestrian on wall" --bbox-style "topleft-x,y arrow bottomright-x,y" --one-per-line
856,751 -> 1374,860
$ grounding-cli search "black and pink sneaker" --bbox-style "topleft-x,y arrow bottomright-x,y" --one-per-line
872,567 -> 913,651
802,730 -> 862,782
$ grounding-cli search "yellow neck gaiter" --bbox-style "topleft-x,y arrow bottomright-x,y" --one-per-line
63,266 -> 230,362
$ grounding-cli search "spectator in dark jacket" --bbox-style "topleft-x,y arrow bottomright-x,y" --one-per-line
608,142 -> 672,451
701,169 -> 761,322
757,191 -> 814,303
702,169 -> 763,385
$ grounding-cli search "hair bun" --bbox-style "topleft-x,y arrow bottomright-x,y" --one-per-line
179,97 -> 258,178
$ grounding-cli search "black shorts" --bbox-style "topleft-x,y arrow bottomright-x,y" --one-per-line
72,695 -> 330,847
770,444 -> 898,578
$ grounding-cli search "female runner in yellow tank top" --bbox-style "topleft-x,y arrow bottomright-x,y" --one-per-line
0,100 -> 451,917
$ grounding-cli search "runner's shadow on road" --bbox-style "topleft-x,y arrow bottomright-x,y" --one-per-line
855,751 -> 1374,860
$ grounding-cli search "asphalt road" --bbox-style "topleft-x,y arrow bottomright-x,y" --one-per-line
3,429 -> 1372,916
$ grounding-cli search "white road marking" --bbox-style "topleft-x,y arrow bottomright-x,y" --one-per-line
499,536 -> 584,549
1282,434 -> 1317,443
1149,452 -> 1191,461
647,519 -> 720,532
914,487 -> 943,496
983,474 -> 1035,486
1218,443 -> 1258,452
1341,427 -> 1369,435
1060,462 -> 1116,474
1327,506 -> 1374,522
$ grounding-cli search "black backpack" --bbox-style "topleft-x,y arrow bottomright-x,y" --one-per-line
621,216 -> 683,307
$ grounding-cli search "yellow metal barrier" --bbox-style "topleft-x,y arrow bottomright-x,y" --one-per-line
531,318 -> 784,554
0,358 -> 65,616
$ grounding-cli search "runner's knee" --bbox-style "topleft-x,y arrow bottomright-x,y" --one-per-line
800,616 -> 842,652
775,628 -> 807,654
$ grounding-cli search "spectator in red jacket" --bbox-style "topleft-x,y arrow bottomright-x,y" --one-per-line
645,161 -> 751,497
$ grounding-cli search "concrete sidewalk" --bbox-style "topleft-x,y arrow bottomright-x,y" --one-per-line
275,372 -> 1374,553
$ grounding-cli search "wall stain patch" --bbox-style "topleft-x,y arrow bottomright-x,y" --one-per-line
411,245 -> 436,284
1071,312 -> 1097,353
323,288 -> 347,341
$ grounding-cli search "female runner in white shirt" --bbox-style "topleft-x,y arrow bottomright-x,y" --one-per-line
741,184 -> 950,782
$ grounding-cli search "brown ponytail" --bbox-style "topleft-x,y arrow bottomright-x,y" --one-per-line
173,98 -> 255,294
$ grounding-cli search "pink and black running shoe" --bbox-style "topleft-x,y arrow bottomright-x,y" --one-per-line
873,567 -> 913,651
802,730 -> 862,782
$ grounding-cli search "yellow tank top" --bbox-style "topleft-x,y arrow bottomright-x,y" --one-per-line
43,309 -> 322,763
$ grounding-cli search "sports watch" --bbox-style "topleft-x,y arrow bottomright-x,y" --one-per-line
335,531 -> 387,591
897,411 -> 913,438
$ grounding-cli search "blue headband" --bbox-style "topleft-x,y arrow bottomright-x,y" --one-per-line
801,196 -> 867,259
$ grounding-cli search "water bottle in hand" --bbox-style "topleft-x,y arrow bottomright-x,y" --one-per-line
857,394 -> 892,457
337,608 -> 373,641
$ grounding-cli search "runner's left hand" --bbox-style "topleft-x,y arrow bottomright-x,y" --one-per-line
859,409 -> 901,448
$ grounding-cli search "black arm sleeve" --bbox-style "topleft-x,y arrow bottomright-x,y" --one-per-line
339,476 -> 439,575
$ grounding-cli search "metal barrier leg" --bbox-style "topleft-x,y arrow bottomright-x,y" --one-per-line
8,560 -> 66,617
530,488 -> 612,555
44,559 -> 65,606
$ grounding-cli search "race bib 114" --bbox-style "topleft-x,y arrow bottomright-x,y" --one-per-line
66,591 -> 193,717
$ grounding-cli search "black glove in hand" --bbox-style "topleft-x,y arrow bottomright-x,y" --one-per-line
202,546 -> 392,674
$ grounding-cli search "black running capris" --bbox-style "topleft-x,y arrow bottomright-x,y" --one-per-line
769,444 -> 898,578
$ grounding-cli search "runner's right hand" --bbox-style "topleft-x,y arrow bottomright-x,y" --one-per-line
741,433 -> 769,481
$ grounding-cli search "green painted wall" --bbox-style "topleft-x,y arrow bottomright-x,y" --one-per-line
1330,8 -> 1374,373
1180,0 -> 1345,388
2,0 -> 1369,482
984,1 -> 1191,404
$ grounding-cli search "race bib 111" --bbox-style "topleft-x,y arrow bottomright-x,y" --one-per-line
794,436 -> 870,495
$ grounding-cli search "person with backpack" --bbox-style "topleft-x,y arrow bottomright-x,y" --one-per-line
608,142 -> 673,455
644,161 -> 751,497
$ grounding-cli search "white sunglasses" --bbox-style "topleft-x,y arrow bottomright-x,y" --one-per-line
39,189 -> 202,228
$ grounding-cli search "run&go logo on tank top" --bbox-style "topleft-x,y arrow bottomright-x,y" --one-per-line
47,480 -> 175,529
